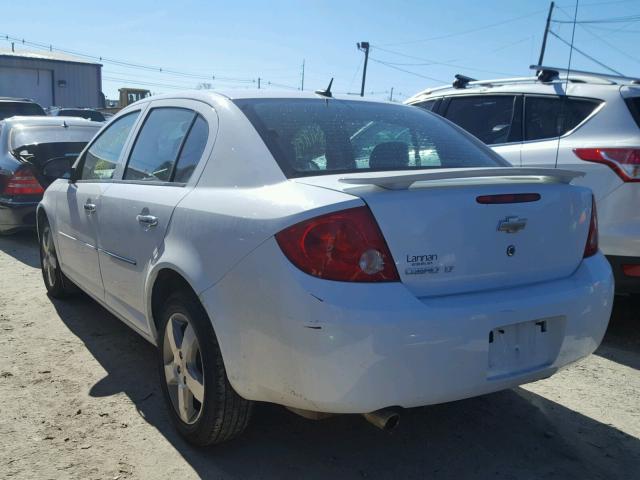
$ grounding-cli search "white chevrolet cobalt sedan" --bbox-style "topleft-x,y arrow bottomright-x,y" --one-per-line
37,90 -> 614,445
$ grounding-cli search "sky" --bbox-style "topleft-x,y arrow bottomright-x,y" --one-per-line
3,0 -> 640,102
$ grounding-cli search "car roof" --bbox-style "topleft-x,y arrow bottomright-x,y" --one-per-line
0,116 -> 102,128
129,89 -> 396,105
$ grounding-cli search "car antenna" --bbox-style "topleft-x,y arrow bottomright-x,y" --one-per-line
555,0 -> 578,169
315,78 -> 334,98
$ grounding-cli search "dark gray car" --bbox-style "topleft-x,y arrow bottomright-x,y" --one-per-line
0,116 -> 101,234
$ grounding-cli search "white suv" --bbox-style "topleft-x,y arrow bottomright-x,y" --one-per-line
406,67 -> 640,295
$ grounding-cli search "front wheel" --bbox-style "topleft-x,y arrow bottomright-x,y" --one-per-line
39,218 -> 76,298
158,291 -> 253,446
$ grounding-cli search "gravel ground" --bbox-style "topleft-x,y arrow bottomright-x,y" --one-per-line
0,231 -> 638,480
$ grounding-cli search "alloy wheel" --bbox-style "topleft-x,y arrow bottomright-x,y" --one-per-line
41,227 -> 58,287
162,312 -> 205,424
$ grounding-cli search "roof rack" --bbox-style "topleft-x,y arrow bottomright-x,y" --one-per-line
530,65 -> 640,85
406,65 -> 640,103
452,74 -> 477,89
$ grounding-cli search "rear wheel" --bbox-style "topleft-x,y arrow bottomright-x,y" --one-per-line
158,291 -> 253,446
39,218 -> 75,298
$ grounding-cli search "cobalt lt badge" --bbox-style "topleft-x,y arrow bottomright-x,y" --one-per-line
506,245 -> 516,257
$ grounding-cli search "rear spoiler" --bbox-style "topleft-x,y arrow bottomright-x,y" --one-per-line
338,168 -> 584,190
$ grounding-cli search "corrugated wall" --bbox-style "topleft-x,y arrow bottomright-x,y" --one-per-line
0,55 -> 102,108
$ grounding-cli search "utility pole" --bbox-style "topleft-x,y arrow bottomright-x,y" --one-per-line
257,77 -> 261,89
301,59 -> 305,91
389,87 -> 394,102
537,1 -> 555,67
357,41 -> 370,97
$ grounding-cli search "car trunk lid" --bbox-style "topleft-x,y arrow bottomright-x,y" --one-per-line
295,168 -> 592,297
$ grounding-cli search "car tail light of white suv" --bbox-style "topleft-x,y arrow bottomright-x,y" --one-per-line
573,148 -> 640,183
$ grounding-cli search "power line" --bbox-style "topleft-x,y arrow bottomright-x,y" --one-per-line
371,45 -> 518,77
102,76 -> 192,90
348,55 -> 364,93
0,33 -> 268,85
585,24 -> 640,32
548,30 -> 624,74
378,8 -> 548,47
578,23 -> 640,65
552,14 -> 640,23
369,58 -> 448,83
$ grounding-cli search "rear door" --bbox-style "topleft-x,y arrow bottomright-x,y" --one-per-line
97,99 -> 214,331
520,94 -> 601,169
55,110 -> 142,299
520,94 -> 606,197
442,94 -> 522,166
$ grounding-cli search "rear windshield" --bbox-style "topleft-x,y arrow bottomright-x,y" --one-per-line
234,98 -> 509,178
57,109 -> 105,122
0,102 -> 46,120
12,142 -> 89,167
10,125 -> 100,150
626,97 -> 640,129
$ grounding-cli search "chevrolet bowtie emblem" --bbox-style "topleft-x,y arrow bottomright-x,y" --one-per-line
497,216 -> 527,234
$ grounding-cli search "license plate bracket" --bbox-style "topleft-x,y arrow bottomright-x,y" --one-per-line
487,316 -> 565,380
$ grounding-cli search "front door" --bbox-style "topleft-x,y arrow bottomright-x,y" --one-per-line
55,182 -> 107,299
56,110 -> 142,299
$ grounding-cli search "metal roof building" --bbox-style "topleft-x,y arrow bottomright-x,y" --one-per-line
0,48 -> 103,109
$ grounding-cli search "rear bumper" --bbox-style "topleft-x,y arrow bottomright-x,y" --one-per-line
0,199 -> 38,234
201,240 -> 614,413
607,255 -> 640,294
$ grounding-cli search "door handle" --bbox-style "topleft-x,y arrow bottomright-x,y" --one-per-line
137,214 -> 158,227
84,202 -> 96,213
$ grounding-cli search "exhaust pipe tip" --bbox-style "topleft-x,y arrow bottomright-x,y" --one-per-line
363,409 -> 400,431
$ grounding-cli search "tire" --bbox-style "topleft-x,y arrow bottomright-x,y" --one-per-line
39,218 -> 76,298
158,290 -> 253,446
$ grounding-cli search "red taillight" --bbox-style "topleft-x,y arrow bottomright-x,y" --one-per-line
622,264 -> 640,277
573,148 -> 640,182
584,196 -> 598,258
3,168 -> 45,195
275,206 -> 399,282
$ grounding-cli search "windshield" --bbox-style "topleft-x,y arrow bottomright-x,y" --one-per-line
0,102 -> 46,120
57,109 -> 105,122
234,98 -> 509,178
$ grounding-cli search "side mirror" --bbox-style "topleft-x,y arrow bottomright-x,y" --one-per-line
42,157 -> 74,180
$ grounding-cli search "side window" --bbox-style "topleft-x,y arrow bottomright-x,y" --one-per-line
124,108 -> 194,182
625,97 -> 640,129
173,115 -> 209,183
80,111 -> 139,180
444,95 -> 516,145
524,96 -> 601,141
416,99 -> 437,111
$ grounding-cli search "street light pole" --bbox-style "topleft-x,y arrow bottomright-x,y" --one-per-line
357,41 -> 370,97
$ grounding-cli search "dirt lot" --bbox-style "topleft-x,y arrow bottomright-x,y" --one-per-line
0,231 -> 639,480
